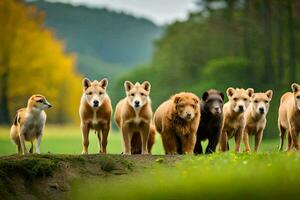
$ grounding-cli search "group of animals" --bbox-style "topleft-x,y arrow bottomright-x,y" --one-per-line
9,78 -> 300,155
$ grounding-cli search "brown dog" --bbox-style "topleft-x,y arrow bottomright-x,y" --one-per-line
114,81 -> 153,155
243,90 -> 273,152
154,92 -> 200,154
220,88 -> 254,152
79,78 -> 112,154
278,83 -> 300,151
10,95 -> 52,154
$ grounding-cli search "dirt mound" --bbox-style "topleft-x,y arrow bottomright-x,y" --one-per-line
0,154 -> 180,199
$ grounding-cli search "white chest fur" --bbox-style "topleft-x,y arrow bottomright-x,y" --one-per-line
21,110 -> 46,140
132,108 -> 142,124
92,111 -> 98,125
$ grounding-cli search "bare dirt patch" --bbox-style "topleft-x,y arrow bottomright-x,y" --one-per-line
0,154 -> 180,199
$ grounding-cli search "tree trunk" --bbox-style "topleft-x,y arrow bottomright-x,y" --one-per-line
276,0 -> 284,86
243,0 -> 251,60
262,0 -> 273,84
287,0 -> 296,83
0,54 -> 10,125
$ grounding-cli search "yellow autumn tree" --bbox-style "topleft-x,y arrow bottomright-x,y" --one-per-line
0,0 -> 82,124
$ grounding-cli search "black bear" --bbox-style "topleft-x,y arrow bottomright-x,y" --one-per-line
194,89 -> 224,154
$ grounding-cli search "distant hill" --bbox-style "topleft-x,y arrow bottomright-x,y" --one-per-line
26,0 -> 163,79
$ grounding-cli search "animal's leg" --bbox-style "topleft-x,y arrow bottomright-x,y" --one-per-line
81,123 -> 90,154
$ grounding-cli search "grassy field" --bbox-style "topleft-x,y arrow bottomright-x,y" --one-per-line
0,125 -> 165,155
70,152 -> 300,199
0,125 -> 282,155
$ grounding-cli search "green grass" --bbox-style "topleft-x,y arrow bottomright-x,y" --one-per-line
70,152 -> 300,199
0,125 -> 164,155
0,125 -> 282,155
1,125 -> 296,199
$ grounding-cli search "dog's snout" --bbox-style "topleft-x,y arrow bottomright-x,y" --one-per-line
48,104 -> 52,108
186,112 -> 192,118
238,105 -> 244,112
214,107 -> 221,113
259,107 -> 265,114
134,100 -> 140,107
93,100 -> 99,107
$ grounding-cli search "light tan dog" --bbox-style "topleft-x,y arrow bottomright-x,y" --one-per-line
278,83 -> 300,151
79,78 -> 112,154
243,90 -> 273,152
114,81 -> 153,155
10,95 -> 52,154
220,88 -> 254,152
154,92 -> 200,154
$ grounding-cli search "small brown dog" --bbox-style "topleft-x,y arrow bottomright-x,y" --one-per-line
220,87 -> 254,152
114,81 -> 153,155
154,92 -> 200,154
278,83 -> 300,151
79,78 -> 112,154
10,95 -> 52,154
243,90 -> 273,152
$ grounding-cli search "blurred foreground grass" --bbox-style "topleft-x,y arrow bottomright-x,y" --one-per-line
70,152 -> 300,199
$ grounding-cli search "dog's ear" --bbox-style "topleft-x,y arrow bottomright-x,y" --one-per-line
83,78 -> 91,90
202,92 -> 209,101
220,92 -> 225,101
265,90 -> 273,100
124,81 -> 134,93
142,81 -> 151,92
99,78 -> 108,89
173,95 -> 181,104
193,97 -> 199,105
291,83 -> 300,93
226,87 -> 235,98
247,88 -> 254,97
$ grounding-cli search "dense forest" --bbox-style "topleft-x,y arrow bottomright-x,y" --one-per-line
114,0 -> 300,137
28,0 -> 163,80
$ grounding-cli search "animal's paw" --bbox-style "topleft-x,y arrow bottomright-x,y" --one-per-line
81,150 -> 88,155
243,149 -> 251,153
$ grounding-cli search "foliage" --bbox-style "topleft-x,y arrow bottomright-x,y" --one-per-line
0,0 -> 82,124
0,156 -> 58,180
116,0 -> 300,138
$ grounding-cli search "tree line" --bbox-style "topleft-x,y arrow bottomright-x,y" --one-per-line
113,0 -> 300,137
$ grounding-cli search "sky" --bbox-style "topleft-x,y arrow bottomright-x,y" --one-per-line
46,0 -> 199,25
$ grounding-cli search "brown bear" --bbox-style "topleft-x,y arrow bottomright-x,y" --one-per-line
154,92 -> 200,154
